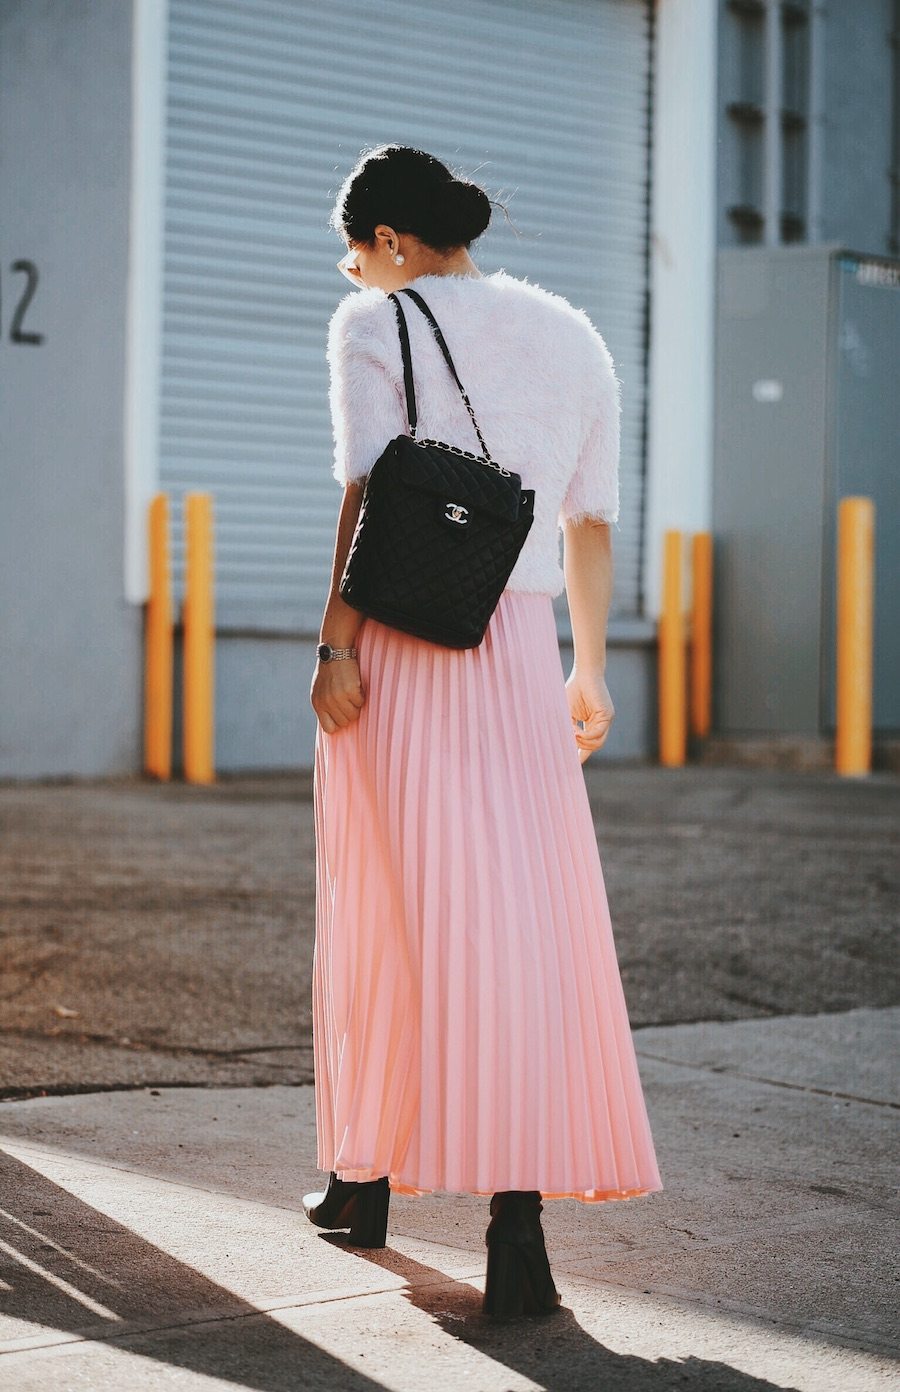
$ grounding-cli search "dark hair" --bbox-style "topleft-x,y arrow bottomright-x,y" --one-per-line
330,144 -> 499,253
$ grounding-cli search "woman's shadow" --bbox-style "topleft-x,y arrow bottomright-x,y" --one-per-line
1,1149 -> 383,1392
3,1144 -> 800,1390
317,1229 -> 799,1392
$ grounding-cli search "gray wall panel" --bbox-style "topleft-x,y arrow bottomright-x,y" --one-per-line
822,257 -> 900,730
0,0 -> 141,779
713,248 -> 832,733
713,245 -> 900,737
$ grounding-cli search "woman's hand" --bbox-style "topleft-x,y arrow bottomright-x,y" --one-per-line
310,657 -> 366,734
561,518 -> 614,762
565,666 -> 615,763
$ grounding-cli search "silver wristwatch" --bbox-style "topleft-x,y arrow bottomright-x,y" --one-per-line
317,642 -> 358,663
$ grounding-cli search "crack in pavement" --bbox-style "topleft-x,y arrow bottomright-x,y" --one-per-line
633,1049 -> 899,1109
0,1028 -> 305,1061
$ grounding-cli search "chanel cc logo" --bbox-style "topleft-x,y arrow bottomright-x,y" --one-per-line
444,501 -> 469,524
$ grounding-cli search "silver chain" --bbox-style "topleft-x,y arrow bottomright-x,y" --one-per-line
404,298 -> 512,476
411,387 -> 512,477
412,435 -> 512,476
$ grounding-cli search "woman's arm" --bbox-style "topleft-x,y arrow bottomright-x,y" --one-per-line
314,292 -> 411,735
310,481 -> 368,734
561,516 -> 615,762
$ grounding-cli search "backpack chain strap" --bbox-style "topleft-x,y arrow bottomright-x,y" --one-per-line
390,288 -> 512,478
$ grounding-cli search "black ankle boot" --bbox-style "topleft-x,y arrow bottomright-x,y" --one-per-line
482,1190 -> 562,1318
302,1171 -> 390,1248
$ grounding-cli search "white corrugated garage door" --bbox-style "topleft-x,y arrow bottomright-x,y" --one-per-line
160,0 -> 652,629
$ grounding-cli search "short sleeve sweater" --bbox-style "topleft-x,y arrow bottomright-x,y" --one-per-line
326,268 -> 621,598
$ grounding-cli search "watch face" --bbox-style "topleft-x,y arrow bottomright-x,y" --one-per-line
317,643 -> 332,662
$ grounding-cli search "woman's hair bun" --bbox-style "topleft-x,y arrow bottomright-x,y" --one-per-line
438,179 -> 492,245
331,144 -> 495,251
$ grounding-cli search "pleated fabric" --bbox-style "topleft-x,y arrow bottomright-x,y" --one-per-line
312,589 -> 663,1203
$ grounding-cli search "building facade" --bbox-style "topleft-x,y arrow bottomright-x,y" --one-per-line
1,0 -> 896,779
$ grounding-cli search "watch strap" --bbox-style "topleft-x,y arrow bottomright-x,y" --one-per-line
319,643 -> 358,660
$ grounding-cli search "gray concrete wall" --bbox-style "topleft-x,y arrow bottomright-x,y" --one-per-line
0,0 -> 141,779
170,629 -> 657,776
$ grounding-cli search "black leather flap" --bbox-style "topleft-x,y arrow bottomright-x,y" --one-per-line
389,436 -> 526,523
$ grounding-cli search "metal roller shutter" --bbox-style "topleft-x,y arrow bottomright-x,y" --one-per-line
160,0 -> 652,629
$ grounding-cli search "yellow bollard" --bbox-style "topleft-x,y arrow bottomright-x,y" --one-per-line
183,492 -> 215,784
835,497 -> 874,777
659,529 -> 687,766
690,532 -> 713,738
144,494 -> 173,780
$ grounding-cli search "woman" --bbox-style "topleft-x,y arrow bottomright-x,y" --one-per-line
306,145 -> 663,1319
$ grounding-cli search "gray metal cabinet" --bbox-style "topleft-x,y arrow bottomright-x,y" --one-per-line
712,245 -> 900,735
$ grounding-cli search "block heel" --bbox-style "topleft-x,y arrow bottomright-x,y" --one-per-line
482,1190 -> 562,1319
346,1180 -> 390,1247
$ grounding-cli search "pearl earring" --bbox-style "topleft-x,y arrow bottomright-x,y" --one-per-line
394,253 -> 405,265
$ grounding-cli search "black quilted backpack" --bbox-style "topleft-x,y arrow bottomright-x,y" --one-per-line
338,286 -> 535,649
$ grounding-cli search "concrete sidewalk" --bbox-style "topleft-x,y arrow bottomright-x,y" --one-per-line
1,1006 -> 896,1391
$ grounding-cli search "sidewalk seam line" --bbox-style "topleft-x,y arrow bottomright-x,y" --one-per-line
634,1051 -> 900,1109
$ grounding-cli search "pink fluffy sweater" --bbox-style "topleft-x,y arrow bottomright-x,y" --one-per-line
326,268 -> 621,598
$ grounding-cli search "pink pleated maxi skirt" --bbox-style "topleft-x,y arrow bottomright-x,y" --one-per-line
312,588 -> 663,1203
